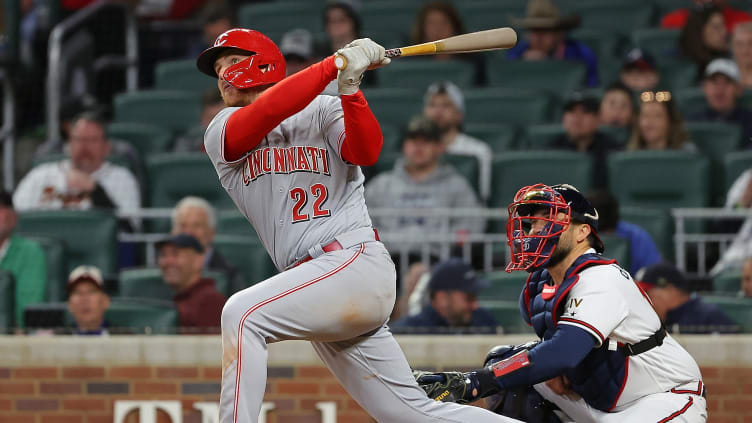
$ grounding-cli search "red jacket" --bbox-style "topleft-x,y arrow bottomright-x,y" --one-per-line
661,6 -> 752,31
174,278 -> 226,333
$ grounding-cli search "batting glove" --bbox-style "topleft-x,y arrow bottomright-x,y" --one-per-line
413,370 -> 480,404
336,45 -> 370,96
344,38 -> 391,69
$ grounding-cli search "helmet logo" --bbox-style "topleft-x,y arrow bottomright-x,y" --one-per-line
215,32 -> 229,47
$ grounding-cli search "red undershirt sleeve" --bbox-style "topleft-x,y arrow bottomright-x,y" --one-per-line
339,91 -> 383,166
224,56 -> 338,162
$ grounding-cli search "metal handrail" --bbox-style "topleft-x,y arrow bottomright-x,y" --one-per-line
45,0 -> 138,144
0,68 -> 14,191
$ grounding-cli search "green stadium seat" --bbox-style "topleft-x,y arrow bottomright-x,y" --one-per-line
699,295 -> 752,332
523,124 -> 564,150
379,123 -> 403,154
464,123 -> 518,152
237,2 -> 322,38
119,267 -> 230,299
724,150 -> 752,192
105,299 -> 179,334
377,59 -> 476,91
113,90 -> 201,135
457,1 -> 527,31
213,235 -> 279,287
217,210 -> 255,236
570,29 -> 623,61
674,87 -> 706,116
479,271 -> 527,301
145,153 -> 234,209
0,271 -> 14,332
444,155 -> 480,195
659,60 -> 698,91
479,300 -> 529,334
567,4 -> 655,35
607,151 -> 710,211
598,126 -> 630,146
25,236 -> 66,302
487,59 -> 587,96
16,210 -> 118,276
361,1 -> 417,42
108,122 -> 173,157
599,234 -> 630,272
619,206 -> 673,261
490,151 -> 593,210
685,122 -> 742,206
712,269 -> 742,294
654,0 -> 691,16
464,88 -> 554,125
154,59 -> 217,93
630,28 -> 681,59
361,88 -> 423,127
597,59 -> 622,90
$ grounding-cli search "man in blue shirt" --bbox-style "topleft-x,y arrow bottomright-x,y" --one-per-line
390,258 -> 497,334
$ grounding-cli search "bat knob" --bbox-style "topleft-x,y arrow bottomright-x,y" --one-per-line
334,54 -> 347,70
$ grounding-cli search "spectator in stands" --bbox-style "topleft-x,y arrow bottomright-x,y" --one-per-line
586,190 -> 662,276
422,81 -> 492,202
158,233 -> 226,333
171,196 -> 243,293
679,4 -> 730,74
508,0 -> 598,87
619,48 -> 661,93
280,28 -> 318,76
636,262 -> 738,333
12,112 -> 141,222
742,256 -> 752,297
690,58 -> 752,146
732,22 -> 752,88
626,91 -> 695,151
173,89 -> 225,152
0,191 -> 47,328
411,2 -> 486,85
662,0 -> 751,32
365,116 -> 485,274
551,92 -> 621,189
316,1 -> 361,55
390,258 -> 496,334
188,3 -> 234,58
66,265 -> 110,336
599,82 -> 636,129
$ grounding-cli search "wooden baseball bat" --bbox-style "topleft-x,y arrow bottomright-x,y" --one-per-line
334,27 -> 517,70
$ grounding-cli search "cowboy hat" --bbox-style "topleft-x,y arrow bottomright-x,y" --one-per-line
511,0 -> 581,31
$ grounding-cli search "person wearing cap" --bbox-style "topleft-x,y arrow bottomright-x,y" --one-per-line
689,57 -> 752,146
551,92 -> 621,189
507,0 -> 599,87
0,190 -> 47,328
390,258 -> 496,334
157,233 -> 227,333
280,28 -> 318,76
365,116 -> 485,274
423,81 -> 493,202
413,183 -> 707,422
66,265 -> 110,336
619,48 -> 660,93
636,262 -> 738,334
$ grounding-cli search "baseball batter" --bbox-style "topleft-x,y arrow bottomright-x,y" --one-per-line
196,28 -> 519,423
416,184 -> 707,422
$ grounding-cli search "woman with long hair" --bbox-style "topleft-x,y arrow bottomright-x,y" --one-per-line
626,91 -> 694,151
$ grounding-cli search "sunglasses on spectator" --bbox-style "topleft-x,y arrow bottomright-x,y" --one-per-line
640,91 -> 672,103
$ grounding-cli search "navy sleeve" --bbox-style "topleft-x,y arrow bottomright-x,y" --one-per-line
496,324 -> 596,389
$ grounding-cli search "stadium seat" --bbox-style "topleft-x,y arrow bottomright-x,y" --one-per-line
16,210 -> 119,277
619,206 -> 673,261
607,151 -> 710,211
487,59 -> 587,96
712,269 -> 742,295
654,0 -> 692,17
674,87 -> 706,116
237,2 -> 322,40
213,235 -> 279,287
522,124 -> 565,150
685,122 -> 742,206
570,29 -> 623,62
361,1 -> 417,43
457,1 -> 527,31
490,151 -> 593,210
630,28 -> 681,59
699,295 -> 752,332
379,123 -> 402,154
0,271 -> 14,332
216,210 -> 255,236
108,122 -> 173,157
598,126 -> 630,147
25,236 -> 66,302
119,268 -> 230,299
724,150 -> 752,192
599,234 -> 631,272
464,123 -> 518,152
361,88 -> 424,127
479,271 -> 526,302
444,155 -> 480,196
566,4 -> 655,35
377,59 -> 476,91
659,60 -> 698,91
146,153 -> 234,209
105,299 -> 179,334
464,88 -> 554,125
113,90 -> 201,135
479,300 -> 529,333
154,59 -> 217,93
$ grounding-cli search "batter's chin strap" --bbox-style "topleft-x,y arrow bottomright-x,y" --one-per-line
622,325 -> 667,356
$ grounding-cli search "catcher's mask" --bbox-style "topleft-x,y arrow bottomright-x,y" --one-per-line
196,28 -> 286,90
505,183 -> 604,273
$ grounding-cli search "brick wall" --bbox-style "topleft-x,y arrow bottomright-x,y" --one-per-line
0,335 -> 750,422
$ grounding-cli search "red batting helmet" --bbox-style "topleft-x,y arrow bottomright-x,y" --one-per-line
196,28 -> 286,89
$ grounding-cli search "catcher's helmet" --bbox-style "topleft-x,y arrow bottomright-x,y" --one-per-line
506,183 -> 604,272
196,28 -> 286,89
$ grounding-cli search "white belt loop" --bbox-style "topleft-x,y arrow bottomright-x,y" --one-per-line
307,243 -> 326,260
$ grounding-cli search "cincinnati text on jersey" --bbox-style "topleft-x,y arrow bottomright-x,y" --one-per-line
243,146 -> 331,184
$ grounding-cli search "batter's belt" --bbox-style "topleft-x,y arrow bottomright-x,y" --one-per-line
287,227 -> 380,269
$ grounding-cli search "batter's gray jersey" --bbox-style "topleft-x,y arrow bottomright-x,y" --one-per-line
204,95 -> 373,271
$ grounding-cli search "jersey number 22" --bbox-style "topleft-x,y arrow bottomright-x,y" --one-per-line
290,183 -> 331,223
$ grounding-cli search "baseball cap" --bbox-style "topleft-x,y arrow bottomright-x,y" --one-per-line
704,58 -> 740,83
279,28 -> 313,61
67,265 -> 105,293
404,115 -> 442,142
156,233 -> 205,253
428,258 -> 489,293
551,184 -> 605,253
563,91 -> 599,114
635,262 -> 689,293
424,81 -> 465,114
622,48 -> 656,72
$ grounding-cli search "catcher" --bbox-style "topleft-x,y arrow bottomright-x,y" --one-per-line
415,183 -> 707,422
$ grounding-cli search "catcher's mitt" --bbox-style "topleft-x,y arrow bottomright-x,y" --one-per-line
413,370 -> 476,404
